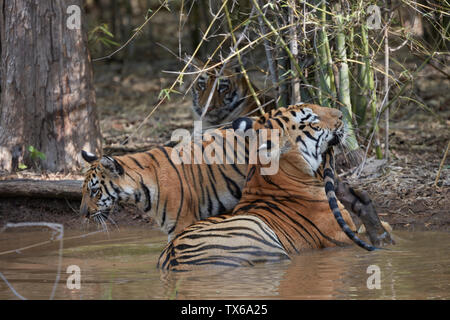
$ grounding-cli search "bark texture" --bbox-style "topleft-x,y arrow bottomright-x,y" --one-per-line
0,0 -> 101,173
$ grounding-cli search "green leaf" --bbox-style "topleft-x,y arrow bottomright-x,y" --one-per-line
101,37 -> 120,47
158,88 -> 181,101
98,24 -> 114,38
145,9 -> 153,19
99,38 -> 110,48
158,89 -> 172,101
280,69 -> 295,78
28,145 -> 46,161
18,163 -> 27,170
37,151 -> 46,161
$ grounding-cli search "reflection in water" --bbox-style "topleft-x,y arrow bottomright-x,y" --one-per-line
0,227 -> 448,299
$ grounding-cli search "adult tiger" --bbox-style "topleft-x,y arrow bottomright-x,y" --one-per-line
80,130 -> 248,241
188,58 -> 391,247
188,58 -> 277,128
157,104 -> 390,271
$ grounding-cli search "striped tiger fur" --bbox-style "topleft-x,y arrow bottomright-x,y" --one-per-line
157,104 -> 378,271
188,58 -> 277,128
188,58 -> 392,240
80,131 -> 248,241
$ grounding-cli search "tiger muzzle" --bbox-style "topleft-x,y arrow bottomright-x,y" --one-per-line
328,133 -> 341,147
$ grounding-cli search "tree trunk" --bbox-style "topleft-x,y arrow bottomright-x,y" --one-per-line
0,179 -> 82,200
0,0 -> 102,173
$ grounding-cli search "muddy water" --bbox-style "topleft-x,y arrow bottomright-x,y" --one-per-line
0,226 -> 448,299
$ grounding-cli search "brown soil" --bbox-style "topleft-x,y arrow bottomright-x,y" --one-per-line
1,59 -> 449,232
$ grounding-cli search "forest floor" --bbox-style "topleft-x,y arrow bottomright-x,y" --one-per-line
0,58 -> 449,232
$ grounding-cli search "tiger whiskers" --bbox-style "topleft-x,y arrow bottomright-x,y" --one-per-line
91,206 -> 120,233
92,211 -> 110,235
106,215 -> 119,231
108,203 -> 120,231
81,217 -> 90,232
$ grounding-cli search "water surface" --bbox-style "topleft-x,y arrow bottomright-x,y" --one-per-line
0,226 -> 448,299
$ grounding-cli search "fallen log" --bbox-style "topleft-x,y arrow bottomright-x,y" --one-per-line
0,179 -> 83,200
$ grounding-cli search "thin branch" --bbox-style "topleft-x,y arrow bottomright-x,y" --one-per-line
122,0 -> 230,144
258,7 -> 280,103
251,0 -> 315,98
92,1 -> 168,62
224,4 -> 264,115
289,0 -> 300,103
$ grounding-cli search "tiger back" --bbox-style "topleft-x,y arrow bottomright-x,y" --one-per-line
80,126 -> 248,241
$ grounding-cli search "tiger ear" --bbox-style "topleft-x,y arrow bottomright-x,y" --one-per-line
232,117 -> 254,133
100,156 -> 124,176
185,55 -> 204,73
81,150 -> 98,163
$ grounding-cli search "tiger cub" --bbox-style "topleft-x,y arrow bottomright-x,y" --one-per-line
188,58 -> 277,128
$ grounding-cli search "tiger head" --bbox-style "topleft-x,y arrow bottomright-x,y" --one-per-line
232,103 -> 345,176
79,151 -> 134,224
187,58 -> 247,125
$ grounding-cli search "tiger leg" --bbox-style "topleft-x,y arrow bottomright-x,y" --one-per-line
335,179 -> 394,246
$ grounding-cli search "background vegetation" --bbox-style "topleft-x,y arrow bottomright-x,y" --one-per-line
85,0 -> 448,168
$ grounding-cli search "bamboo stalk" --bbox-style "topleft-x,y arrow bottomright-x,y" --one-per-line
334,7 -> 359,152
384,0 -> 391,161
353,29 -> 368,126
224,4 -> 264,115
289,0 -> 301,104
315,12 -> 329,105
315,0 -> 335,107
361,23 -> 383,159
